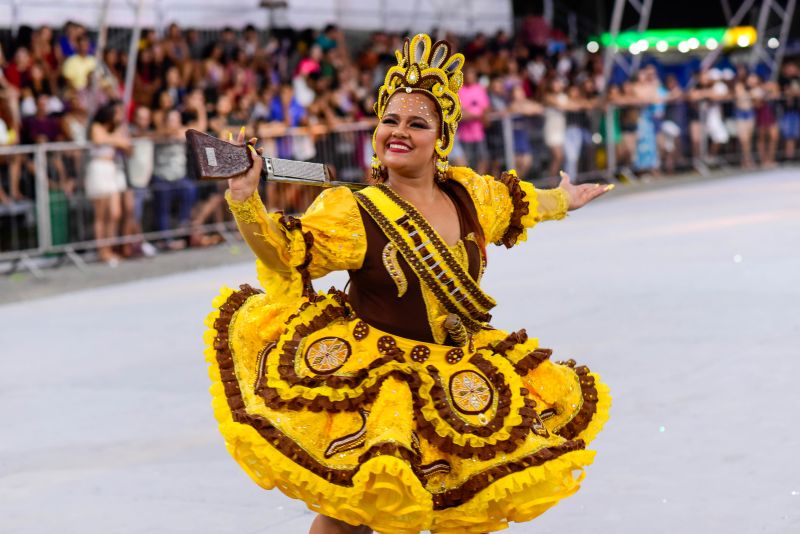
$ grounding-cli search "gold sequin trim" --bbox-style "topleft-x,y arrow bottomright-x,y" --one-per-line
324,409 -> 369,458
381,242 -> 408,297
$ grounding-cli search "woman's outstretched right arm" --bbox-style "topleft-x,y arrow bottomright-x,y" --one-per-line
225,137 -> 292,275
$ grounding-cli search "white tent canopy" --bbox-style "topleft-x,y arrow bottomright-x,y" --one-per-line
0,0 -> 512,35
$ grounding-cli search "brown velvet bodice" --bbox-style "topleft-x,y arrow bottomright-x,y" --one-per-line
347,181 -> 484,344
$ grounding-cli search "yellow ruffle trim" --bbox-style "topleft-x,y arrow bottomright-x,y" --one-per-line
205,286 -> 608,533
514,179 -> 540,246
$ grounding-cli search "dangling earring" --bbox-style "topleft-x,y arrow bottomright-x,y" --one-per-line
371,154 -> 388,183
434,156 -> 449,183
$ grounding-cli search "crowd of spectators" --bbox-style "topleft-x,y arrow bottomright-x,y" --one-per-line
1,18 -> 799,263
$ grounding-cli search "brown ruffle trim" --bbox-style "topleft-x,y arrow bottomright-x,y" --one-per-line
513,348 -> 553,375
278,214 -> 317,300
411,354 -> 536,461
487,329 -> 553,376
431,438 -> 585,510
496,171 -> 529,249
256,301 -> 408,412
251,292 -> 534,459
212,285 -> 588,509
490,328 -> 529,355
555,361 -> 599,440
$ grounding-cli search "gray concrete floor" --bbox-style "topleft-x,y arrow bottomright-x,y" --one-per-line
1,169 -> 798,534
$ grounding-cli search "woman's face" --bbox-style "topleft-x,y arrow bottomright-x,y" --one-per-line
374,92 -> 440,179
159,91 -> 174,109
111,104 -> 124,127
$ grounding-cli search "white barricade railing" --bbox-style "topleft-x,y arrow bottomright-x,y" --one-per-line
1,98 -> 794,273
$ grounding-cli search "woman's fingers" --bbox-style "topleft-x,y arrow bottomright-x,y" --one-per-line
558,170 -> 571,188
579,183 -> 614,205
236,126 -> 246,144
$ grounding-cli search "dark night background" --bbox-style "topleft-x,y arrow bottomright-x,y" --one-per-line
513,0 -> 800,41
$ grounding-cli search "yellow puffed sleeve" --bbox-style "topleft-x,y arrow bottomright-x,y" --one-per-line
300,186 -> 367,278
447,167 -> 568,248
226,186 -> 366,300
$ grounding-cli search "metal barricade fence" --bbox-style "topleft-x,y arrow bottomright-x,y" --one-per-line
2,98 -> 797,273
0,139 -> 242,274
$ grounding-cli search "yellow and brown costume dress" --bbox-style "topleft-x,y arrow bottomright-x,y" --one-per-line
203,167 -> 610,533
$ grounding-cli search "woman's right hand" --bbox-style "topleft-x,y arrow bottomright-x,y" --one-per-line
226,127 -> 263,202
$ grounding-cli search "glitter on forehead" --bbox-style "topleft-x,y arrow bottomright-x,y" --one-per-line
384,93 -> 438,123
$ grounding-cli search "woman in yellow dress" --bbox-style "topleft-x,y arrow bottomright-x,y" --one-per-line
204,34 -> 612,534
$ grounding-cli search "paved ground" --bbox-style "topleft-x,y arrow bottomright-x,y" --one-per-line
1,169 -> 798,534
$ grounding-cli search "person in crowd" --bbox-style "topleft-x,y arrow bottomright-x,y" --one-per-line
753,75 -> 780,168
19,61 -> 62,117
151,109 -> 197,248
126,106 -> 157,258
0,75 -> 23,204
3,47 -> 33,90
660,74 -> 686,174
30,25 -> 59,87
633,67 -> 661,175
599,84 -> 623,172
704,69 -> 731,166
485,76 -> 508,178
86,100 -> 130,265
5,20 -> 800,258
61,34 -> 97,91
686,70 -> 711,167
734,69 -> 757,170
543,76 -> 568,178
151,89 -> 176,133
778,60 -> 800,161
458,66 -> 490,174
508,84 -> 543,180
163,23 -> 192,83
57,21 -> 84,59
563,83 -> 590,179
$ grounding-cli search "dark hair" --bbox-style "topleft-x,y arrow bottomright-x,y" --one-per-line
91,101 -> 120,130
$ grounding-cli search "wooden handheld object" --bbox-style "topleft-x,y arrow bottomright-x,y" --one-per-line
185,129 -> 365,189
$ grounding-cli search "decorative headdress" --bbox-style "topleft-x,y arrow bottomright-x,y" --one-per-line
371,33 -> 465,181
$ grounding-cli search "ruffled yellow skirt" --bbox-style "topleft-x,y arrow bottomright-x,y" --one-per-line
203,285 -> 610,533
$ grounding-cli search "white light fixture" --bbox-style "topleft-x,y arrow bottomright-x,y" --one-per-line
638,38 -> 650,51
677,41 -> 690,53
587,41 -> 600,53
687,37 -> 700,50
629,43 -> 640,55
655,40 -> 669,52
767,37 -> 779,49
737,35 -> 750,47
705,38 -> 718,50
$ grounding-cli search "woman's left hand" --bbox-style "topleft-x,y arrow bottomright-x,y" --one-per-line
558,171 -> 615,211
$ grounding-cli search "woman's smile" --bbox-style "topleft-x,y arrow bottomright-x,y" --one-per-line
387,140 -> 413,153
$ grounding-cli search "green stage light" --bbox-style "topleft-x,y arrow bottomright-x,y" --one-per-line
594,27 -> 757,51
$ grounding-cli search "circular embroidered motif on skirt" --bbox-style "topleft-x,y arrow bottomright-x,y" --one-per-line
304,337 -> 352,374
445,348 -> 464,364
377,335 -> 398,355
410,345 -> 431,363
352,321 -> 370,340
449,370 -> 493,414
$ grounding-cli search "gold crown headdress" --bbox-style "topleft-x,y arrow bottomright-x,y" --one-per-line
372,34 -> 465,180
